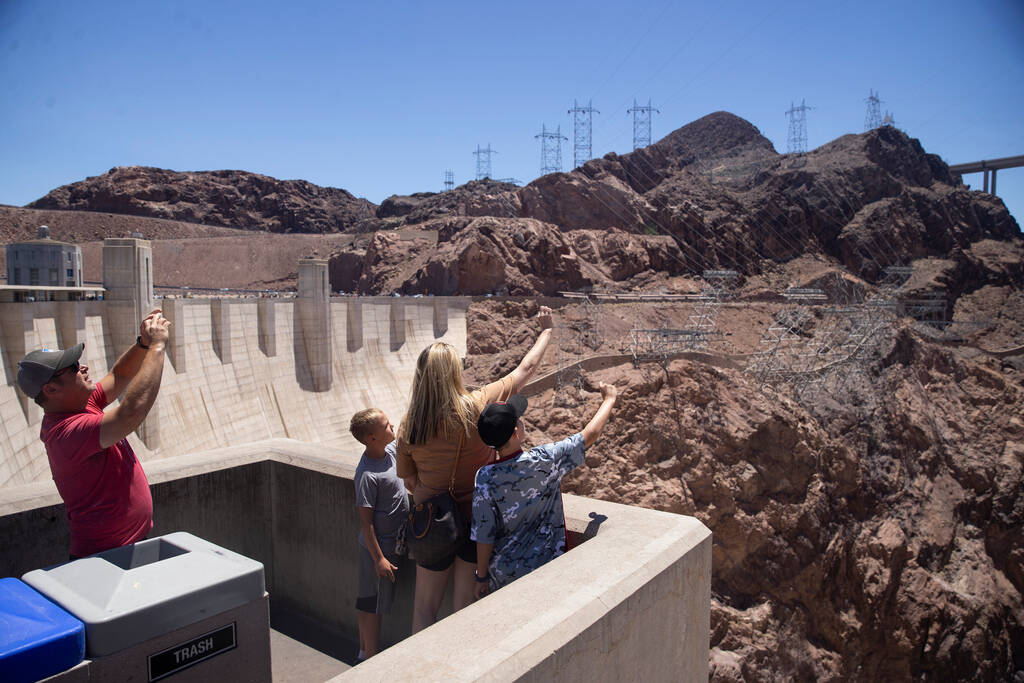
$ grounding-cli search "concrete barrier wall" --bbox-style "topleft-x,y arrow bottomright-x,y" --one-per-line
0,297 -> 469,489
0,440 -> 710,680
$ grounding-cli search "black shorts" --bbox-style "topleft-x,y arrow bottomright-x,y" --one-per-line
417,534 -> 476,572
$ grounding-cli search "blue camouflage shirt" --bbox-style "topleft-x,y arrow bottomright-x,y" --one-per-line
471,433 -> 586,588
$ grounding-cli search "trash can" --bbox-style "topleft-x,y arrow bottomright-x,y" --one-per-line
0,577 -> 85,683
22,532 -> 270,682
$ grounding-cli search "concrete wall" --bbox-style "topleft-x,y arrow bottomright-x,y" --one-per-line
0,440 -> 710,681
0,296 -> 468,488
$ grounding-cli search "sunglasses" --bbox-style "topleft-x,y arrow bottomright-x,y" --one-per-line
51,362 -> 80,380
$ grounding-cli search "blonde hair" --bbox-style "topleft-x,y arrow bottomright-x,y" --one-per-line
398,342 -> 478,445
350,408 -> 385,444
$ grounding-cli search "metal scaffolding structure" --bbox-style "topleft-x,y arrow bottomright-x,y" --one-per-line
685,270 -> 738,350
745,307 -> 813,391
742,269 -> 972,404
553,295 -> 601,408
547,275 -> 989,410
629,327 -> 719,366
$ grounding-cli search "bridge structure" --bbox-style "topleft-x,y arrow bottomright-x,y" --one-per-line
948,154 -> 1024,196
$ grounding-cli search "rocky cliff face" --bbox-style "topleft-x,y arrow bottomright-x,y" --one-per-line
329,217 -> 684,295
328,112 -> 1020,297
462,298 -> 1024,682
28,166 -> 376,233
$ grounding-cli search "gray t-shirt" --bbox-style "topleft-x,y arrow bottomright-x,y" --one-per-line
354,441 -> 409,551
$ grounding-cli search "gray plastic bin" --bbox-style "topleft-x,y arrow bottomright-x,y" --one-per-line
22,532 -> 270,683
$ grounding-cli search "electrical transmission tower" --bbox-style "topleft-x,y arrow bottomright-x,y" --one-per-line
535,124 -> 567,176
785,99 -> 812,155
628,99 -> 659,150
443,170 -> 454,192
882,111 -> 896,128
474,144 -> 497,180
568,99 -> 600,169
864,90 -> 882,131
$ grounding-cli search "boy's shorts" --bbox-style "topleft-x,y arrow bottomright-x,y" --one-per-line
356,544 -> 399,615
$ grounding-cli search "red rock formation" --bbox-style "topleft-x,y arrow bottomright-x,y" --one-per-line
328,218 -> 687,295
462,298 -> 1024,682
27,166 -> 376,233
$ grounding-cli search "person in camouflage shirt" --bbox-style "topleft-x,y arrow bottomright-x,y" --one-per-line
471,384 -> 618,597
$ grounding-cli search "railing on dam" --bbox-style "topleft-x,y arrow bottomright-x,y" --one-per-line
0,439 -> 712,682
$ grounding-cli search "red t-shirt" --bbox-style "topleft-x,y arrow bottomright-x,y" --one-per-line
40,384 -> 153,557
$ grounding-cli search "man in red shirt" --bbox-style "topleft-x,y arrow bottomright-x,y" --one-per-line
17,309 -> 171,558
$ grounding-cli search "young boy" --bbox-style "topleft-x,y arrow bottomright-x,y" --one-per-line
471,382 -> 618,598
350,408 -> 409,660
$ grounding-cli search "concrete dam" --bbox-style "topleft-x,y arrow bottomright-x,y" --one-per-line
0,238 -> 709,681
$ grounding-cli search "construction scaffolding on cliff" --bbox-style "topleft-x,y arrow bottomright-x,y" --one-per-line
685,270 -> 739,351
628,327 -> 722,366
744,288 -> 833,395
743,268 -> 962,403
553,293 -> 602,408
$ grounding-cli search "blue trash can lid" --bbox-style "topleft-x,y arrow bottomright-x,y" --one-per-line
0,577 -> 84,655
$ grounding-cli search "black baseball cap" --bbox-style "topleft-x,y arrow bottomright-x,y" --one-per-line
477,394 -> 528,448
17,343 -> 84,398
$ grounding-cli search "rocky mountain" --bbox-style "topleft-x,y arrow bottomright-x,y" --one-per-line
462,297 -> 1024,682
15,114 -> 1018,299
334,113 -> 1020,297
28,166 -> 376,233
6,111 -> 1023,680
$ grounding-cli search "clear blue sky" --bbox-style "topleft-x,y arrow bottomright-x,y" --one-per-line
2,0 -> 1022,227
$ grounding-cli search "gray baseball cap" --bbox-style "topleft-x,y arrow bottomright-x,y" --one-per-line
17,343 -> 84,398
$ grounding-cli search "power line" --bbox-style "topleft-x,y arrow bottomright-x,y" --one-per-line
586,0 -> 677,104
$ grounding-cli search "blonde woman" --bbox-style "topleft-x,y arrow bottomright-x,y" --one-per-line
397,304 -> 554,632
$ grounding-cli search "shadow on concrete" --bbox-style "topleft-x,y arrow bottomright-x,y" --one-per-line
100,313 -> 119,378
270,601 -> 358,667
582,512 -> 608,541
346,301 -> 362,353
292,313 -> 316,392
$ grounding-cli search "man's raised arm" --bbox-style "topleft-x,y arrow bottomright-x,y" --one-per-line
98,313 -> 171,449
99,308 -> 166,400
